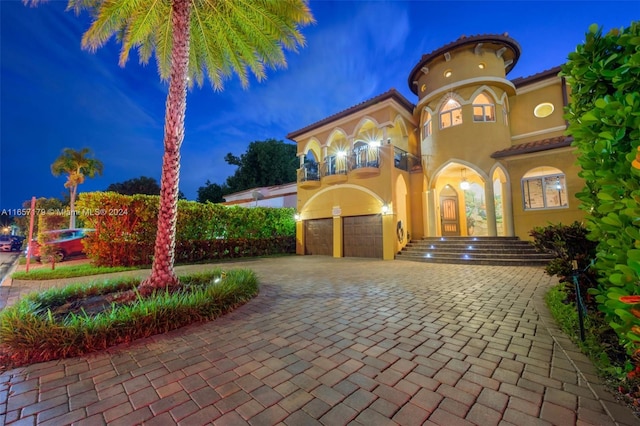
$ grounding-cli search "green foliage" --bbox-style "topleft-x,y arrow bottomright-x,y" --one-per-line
530,221 -> 598,279
224,139 -> 298,193
197,180 -> 228,203
11,264 -> 137,281
106,176 -> 161,196
561,21 -> 640,359
76,192 -> 295,266
0,268 -> 258,366
545,284 -> 630,378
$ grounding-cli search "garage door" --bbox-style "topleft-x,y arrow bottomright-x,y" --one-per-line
343,215 -> 382,258
305,219 -> 333,256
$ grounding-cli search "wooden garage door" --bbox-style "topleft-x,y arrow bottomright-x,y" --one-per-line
343,215 -> 382,258
305,219 -> 333,256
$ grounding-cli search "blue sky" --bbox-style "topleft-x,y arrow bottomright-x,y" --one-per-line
0,1 -> 636,211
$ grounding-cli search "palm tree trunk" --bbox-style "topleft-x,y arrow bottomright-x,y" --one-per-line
139,0 -> 191,293
69,186 -> 77,229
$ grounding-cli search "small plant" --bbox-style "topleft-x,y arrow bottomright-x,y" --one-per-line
0,268 -> 258,368
530,221 -> 598,306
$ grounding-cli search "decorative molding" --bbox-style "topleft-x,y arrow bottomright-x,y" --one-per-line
511,125 -> 567,141
474,43 -> 483,55
444,52 -> 451,61
416,76 -> 515,109
496,47 -> 506,58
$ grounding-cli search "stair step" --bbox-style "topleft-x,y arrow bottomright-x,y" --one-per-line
398,236 -> 554,267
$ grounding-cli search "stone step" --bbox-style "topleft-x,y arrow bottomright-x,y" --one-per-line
398,236 -> 554,266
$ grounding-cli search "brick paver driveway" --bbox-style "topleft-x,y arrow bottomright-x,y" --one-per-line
1,256 -> 638,425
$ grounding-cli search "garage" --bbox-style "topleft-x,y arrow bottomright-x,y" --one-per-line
304,219 -> 333,255
343,215 -> 383,258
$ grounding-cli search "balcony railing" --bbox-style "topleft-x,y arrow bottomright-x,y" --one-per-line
323,155 -> 348,177
298,163 -> 321,188
350,145 -> 380,170
394,147 -> 420,172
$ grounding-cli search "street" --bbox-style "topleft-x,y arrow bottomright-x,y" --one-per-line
0,252 -> 19,286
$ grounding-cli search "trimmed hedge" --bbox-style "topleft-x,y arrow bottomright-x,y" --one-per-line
75,192 -> 295,266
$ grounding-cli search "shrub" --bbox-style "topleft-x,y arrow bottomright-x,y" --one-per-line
75,192 -> 295,266
530,221 -> 599,308
562,21 -> 640,360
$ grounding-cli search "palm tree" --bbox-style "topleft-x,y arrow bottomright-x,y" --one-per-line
51,147 -> 104,229
26,0 -> 314,292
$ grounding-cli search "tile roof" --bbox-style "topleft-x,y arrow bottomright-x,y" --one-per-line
491,135 -> 573,158
511,65 -> 563,87
286,88 -> 415,140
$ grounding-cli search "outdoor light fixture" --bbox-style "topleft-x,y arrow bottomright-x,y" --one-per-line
381,204 -> 389,215
294,213 -> 301,221
460,168 -> 470,190
337,150 -> 347,158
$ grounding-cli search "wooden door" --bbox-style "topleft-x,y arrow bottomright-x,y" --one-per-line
440,193 -> 460,236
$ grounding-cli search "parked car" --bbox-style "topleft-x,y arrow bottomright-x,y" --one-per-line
0,235 -> 24,252
27,228 -> 94,262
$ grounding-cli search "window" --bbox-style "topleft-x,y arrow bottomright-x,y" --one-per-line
472,93 -> 495,122
440,98 -> 462,129
502,98 -> 509,126
422,111 -> 432,138
534,102 -> 554,118
522,171 -> 568,210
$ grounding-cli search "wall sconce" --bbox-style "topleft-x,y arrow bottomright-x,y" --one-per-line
294,213 -> 301,221
460,168 -> 470,190
381,204 -> 389,215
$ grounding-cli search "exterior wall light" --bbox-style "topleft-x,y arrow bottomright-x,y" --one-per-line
381,204 -> 389,215
294,213 -> 301,221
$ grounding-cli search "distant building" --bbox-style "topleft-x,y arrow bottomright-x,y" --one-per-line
287,33 -> 583,260
222,182 -> 297,208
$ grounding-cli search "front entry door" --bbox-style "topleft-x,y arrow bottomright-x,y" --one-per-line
440,191 -> 460,236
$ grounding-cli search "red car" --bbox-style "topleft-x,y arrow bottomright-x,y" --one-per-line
27,228 -> 94,262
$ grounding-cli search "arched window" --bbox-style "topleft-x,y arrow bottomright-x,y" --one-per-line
502,97 -> 509,126
440,98 -> 462,129
422,111 -> 432,138
472,93 -> 495,122
522,167 -> 568,210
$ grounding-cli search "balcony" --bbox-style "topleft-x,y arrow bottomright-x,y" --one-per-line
322,155 -> 348,185
394,147 -> 421,172
350,145 -> 380,178
298,164 -> 320,189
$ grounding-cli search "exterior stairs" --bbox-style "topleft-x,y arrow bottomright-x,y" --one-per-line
397,236 -> 555,266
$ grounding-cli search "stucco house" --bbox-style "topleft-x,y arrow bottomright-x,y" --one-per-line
287,33 -> 584,260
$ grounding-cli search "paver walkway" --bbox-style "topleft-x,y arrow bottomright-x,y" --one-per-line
1,256 -> 638,425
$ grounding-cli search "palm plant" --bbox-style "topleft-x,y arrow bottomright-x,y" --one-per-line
51,147 -> 104,229
26,0 -> 314,292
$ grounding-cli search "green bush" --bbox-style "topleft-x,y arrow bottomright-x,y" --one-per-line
75,192 -> 295,266
562,21 -> 640,361
0,268 -> 258,367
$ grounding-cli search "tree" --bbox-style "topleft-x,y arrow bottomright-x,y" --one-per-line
14,197 -> 66,236
197,180 -> 228,204
51,147 -> 103,229
106,176 -> 161,196
26,0 -> 314,292
224,139 -> 298,193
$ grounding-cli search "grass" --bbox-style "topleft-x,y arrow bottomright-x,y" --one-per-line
0,268 -> 258,369
545,283 -> 640,414
11,263 -> 139,280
